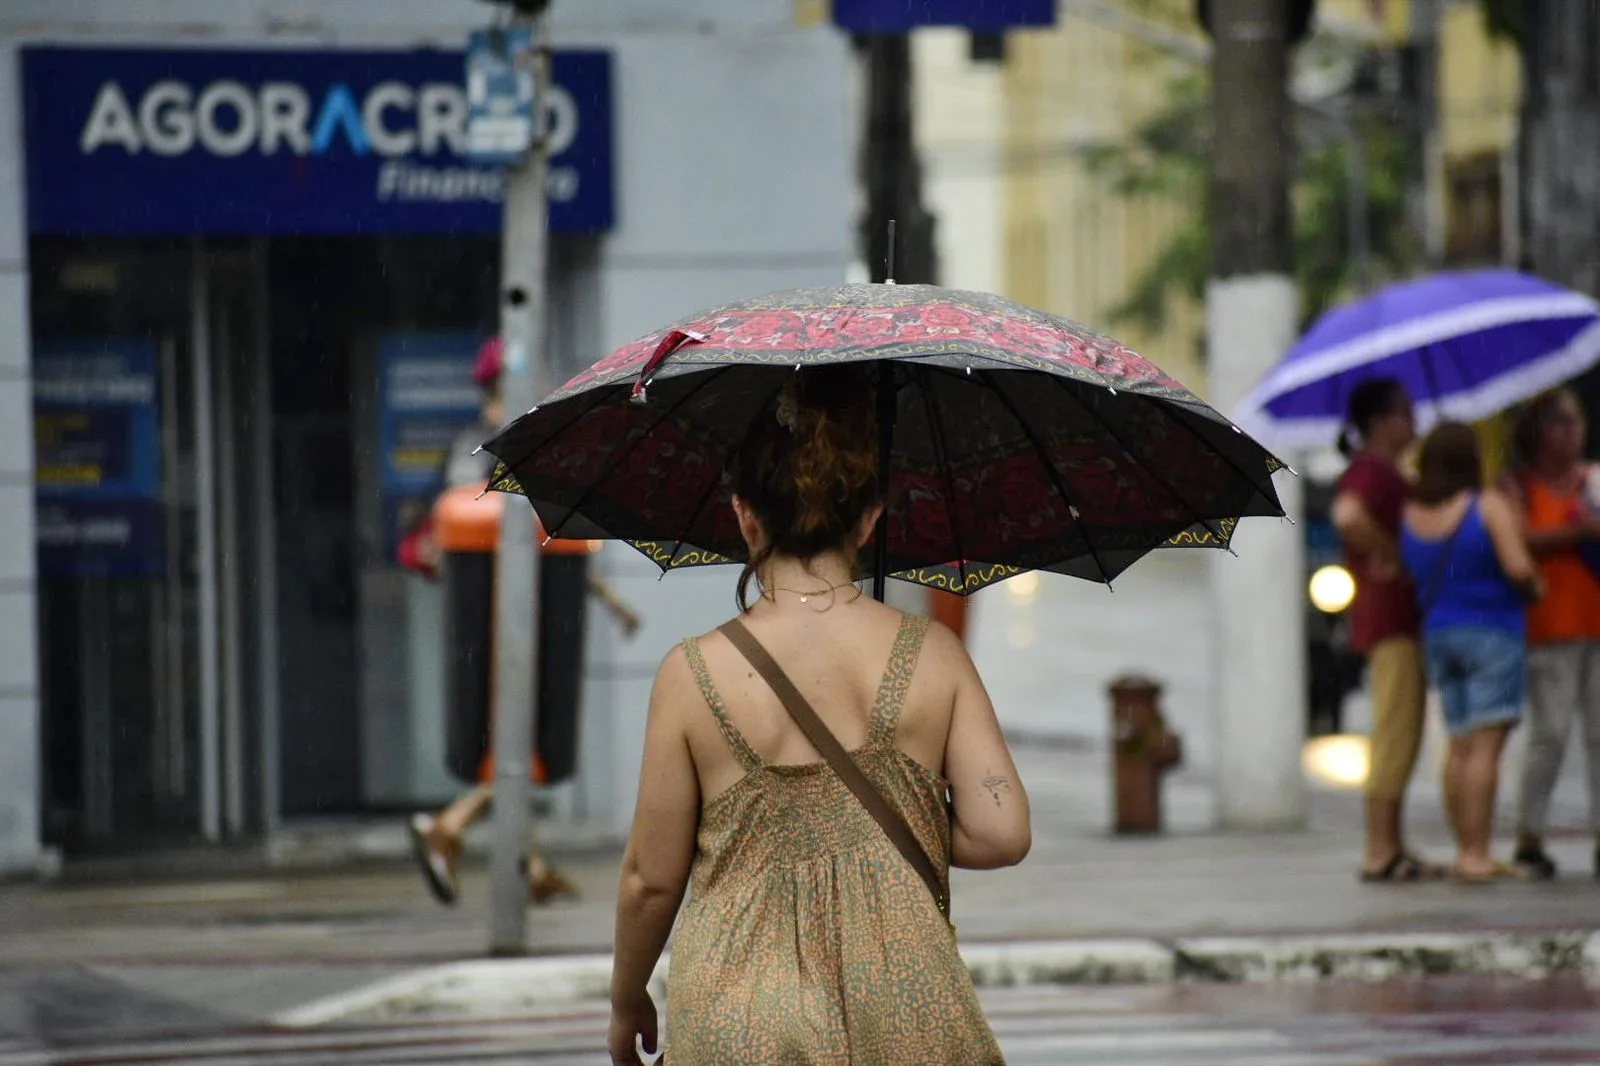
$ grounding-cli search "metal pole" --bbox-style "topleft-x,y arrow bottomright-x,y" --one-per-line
859,33 -> 935,607
488,0 -> 551,957
190,239 -> 222,843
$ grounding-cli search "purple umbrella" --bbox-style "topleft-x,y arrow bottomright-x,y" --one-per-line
1234,269 -> 1600,449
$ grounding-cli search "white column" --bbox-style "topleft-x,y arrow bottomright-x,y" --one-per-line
0,38 -> 44,876
1207,274 -> 1307,830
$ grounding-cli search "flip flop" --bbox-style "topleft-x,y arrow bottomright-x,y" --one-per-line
1452,860 -> 1527,885
1358,852 -> 1445,883
408,814 -> 460,906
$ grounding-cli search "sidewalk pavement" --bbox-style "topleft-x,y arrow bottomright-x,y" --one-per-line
1,743 -> 1595,1031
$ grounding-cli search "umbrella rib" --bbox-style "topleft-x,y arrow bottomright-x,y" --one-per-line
1138,394 -> 1285,521
486,380 -> 617,492
1047,376 -> 1239,544
980,369 -> 1115,585
527,369 -> 724,544
661,372 -> 791,571
914,365 -> 973,594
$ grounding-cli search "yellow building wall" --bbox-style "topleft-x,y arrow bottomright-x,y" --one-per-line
1001,1 -> 1209,398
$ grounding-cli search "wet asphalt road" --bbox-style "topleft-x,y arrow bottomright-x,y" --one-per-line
1,977 -> 1597,1064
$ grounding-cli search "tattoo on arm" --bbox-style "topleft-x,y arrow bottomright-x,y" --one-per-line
981,774 -> 1012,808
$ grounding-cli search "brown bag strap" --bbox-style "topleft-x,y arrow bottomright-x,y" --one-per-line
717,619 -> 949,921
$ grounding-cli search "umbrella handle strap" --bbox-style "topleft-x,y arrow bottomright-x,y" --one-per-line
630,329 -> 707,402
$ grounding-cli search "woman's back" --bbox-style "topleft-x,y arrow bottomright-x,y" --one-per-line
1400,494 -> 1524,636
664,605 -> 1004,1065
682,598 -> 956,801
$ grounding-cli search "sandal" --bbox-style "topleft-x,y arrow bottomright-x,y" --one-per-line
1358,852 -> 1446,883
408,814 -> 461,906
525,855 -> 580,905
1452,860 -> 1527,885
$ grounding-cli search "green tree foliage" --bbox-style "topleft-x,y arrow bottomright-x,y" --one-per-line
1082,72 -> 1418,338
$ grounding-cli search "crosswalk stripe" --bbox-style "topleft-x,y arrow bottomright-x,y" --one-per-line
4,1004 -> 1598,1066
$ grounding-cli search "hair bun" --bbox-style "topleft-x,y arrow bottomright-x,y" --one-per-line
779,371 -> 878,537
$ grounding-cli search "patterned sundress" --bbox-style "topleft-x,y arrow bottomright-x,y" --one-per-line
664,613 -> 1004,1064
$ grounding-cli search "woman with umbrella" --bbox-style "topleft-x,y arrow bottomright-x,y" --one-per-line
605,366 -> 1029,1065
1399,422 -> 1541,883
1330,379 -> 1443,883
477,281 -> 1288,1062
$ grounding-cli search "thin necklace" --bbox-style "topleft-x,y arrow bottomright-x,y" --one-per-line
764,579 -> 861,606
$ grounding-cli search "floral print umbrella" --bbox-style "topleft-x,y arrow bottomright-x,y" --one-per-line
483,283 -> 1287,595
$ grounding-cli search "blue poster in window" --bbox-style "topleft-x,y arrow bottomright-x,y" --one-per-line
33,340 -> 164,576
377,333 -> 488,558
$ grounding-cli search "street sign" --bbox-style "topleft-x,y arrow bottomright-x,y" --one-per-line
832,0 -> 1056,32
465,27 -> 536,165
21,46 -> 614,235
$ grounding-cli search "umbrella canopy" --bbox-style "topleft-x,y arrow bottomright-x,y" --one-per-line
484,283 -> 1288,594
1234,269 -> 1600,450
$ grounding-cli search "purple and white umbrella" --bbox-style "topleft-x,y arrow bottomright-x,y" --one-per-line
1234,269 -> 1600,449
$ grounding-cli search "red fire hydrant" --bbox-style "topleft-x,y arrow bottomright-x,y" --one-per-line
1108,675 -> 1183,835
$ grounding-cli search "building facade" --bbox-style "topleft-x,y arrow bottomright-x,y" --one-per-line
0,0 -> 855,873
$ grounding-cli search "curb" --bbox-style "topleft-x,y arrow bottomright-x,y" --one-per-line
272,929 -> 1600,1026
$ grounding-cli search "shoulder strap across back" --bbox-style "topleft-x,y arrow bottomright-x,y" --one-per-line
716,617 -> 950,924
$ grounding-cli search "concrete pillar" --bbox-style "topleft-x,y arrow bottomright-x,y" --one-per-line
1207,277 -> 1308,830
0,39 -> 44,876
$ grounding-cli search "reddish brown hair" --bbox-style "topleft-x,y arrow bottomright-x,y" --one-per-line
731,366 -> 880,608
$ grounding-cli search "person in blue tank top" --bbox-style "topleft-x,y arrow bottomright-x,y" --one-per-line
1399,422 -> 1543,884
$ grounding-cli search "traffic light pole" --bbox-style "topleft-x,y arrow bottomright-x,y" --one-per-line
488,0 -> 551,957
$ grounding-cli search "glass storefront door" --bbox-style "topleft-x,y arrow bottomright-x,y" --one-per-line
32,239 -> 275,850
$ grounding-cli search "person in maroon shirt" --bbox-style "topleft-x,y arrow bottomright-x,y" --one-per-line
1332,378 -> 1442,882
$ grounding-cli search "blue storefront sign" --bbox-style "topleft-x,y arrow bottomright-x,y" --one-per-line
33,341 -> 164,577
833,0 -> 1056,31
377,333 -> 487,557
21,46 -> 614,236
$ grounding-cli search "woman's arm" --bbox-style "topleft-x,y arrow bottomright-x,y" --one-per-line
610,648 -> 700,1013
938,625 -> 1031,870
1481,490 -> 1542,596
1331,491 -> 1397,564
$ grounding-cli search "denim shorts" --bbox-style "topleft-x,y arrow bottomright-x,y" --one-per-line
1424,625 -> 1526,736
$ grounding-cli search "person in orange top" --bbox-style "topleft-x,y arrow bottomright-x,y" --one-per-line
1504,388 -> 1600,880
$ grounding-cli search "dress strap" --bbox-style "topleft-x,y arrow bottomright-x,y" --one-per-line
870,613 -> 931,742
682,636 -> 763,772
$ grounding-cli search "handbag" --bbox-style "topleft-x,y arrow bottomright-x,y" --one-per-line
717,619 -> 952,926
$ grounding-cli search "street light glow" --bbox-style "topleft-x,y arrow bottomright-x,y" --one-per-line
1308,564 -> 1356,614
1006,571 -> 1040,604
1302,734 -> 1370,789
